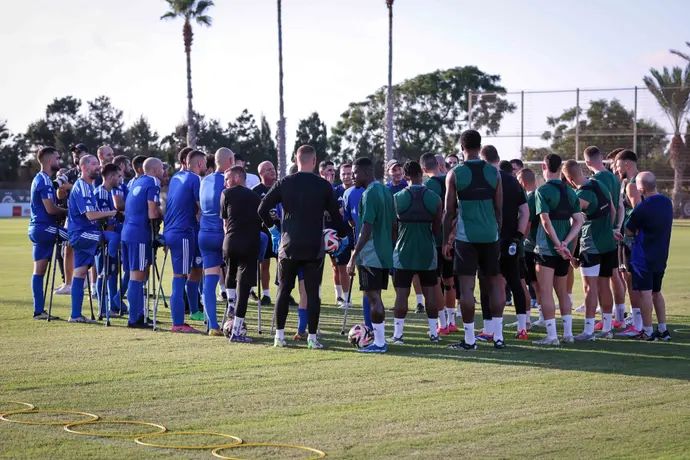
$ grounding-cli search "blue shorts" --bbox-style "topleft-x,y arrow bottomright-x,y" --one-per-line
119,241 -> 130,271
198,230 -> 224,269
259,232 -> 268,262
297,268 -> 305,281
166,232 -> 198,275
70,231 -> 102,269
28,225 -> 67,261
123,241 -> 152,272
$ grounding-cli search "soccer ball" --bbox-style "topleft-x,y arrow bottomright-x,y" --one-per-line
222,318 -> 247,338
348,323 -> 373,349
323,228 -> 340,254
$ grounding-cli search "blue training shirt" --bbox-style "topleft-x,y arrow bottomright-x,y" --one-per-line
343,186 -> 364,242
29,172 -> 57,228
122,175 -> 160,243
94,185 -> 118,230
199,172 -> 225,234
386,179 -> 408,195
113,179 -> 128,201
164,170 -> 200,237
67,178 -> 100,235
626,194 -> 673,273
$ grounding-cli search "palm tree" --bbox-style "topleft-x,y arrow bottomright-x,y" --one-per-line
276,0 -> 286,178
384,0 -> 395,166
161,0 -> 214,149
671,42 -> 690,62
643,65 -> 690,215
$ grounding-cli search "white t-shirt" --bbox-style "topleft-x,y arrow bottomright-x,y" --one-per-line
245,173 -> 260,189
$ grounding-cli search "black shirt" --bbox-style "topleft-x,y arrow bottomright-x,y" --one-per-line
220,186 -> 262,252
258,172 -> 347,260
499,170 -> 527,241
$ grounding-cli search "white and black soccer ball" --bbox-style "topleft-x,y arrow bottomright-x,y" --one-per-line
222,318 -> 247,338
323,228 -> 340,254
348,323 -> 373,349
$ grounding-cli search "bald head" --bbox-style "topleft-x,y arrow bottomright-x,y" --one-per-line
97,145 -> 114,165
143,157 -> 164,180
636,171 -> 657,195
215,147 -> 234,172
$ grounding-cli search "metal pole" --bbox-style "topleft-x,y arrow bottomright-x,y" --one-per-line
520,90 -> 525,155
575,88 -> 580,160
277,0 -> 286,179
384,0 -> 395,166
467,90 -> 473,128
633,86 -> 638,153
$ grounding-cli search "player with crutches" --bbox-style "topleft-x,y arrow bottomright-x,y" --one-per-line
121,158 -> 165,329
28,147 -> 67,321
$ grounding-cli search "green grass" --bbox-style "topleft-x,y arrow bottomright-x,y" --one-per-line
1,218 -> 689,459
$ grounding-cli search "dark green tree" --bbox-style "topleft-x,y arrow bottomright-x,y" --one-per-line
294,112 -> 329,163
85,95 -> 124,148
541,98 -> 668,159
123,116 -> 161,157
329,66 -> 515,163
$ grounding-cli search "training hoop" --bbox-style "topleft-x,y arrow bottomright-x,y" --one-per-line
134,430 -> 243,449
0,409 -> 99,426
0,401 -> 35,412
64,419 -> 167,438
212,442 -> 326,459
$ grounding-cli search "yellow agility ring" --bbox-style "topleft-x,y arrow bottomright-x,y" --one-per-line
64,420 -> 167,438
212,442 -> 326,459
0,401 -> 35,413
134,431 -> 243,449
0,409 -> 99,426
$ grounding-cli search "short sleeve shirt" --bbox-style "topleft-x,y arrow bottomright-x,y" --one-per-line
534,179 -> 580,256
454,160 -> 499,243
576,179 -> 616,254
393,186 -> 440,270
356,181 -> 394,269
67,178 -> 100,235
30,172 -> 57,228
122,175 -> 161,243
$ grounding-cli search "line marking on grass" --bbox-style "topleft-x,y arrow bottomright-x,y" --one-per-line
672,328 -> 690,334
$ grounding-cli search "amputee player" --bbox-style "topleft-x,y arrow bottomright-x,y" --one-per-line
442,130 -> 504,350
259,145 -> 349,350
28,146 -> 67,320
127,154 -> 148,190
164,149 -> 206,331
93,163 -> 125,316
420,152 -> 458,334
112,154 -> 133,307
253,160 -> 278,304
346,156 -> 394,354
584,146 -> 627,327
517,168 -> 543,325
198,147 -> 235,335
386,159 -> 408,194
233,153 -> 260,189
121,158 -> 164,328
342,172 -> 373,329
562,160 -> 618,341
625,172 -> 673,341
389,161 -> 443,344
319,160 -> 352,307
615,149 -> 645,336
333,162 -> 356,307
532,154 -> 584,345
479,146 -> 530,340
67,155 -> 118,323
221,166 -> 263,343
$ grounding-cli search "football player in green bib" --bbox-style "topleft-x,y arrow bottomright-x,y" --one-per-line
443,130 -> 505,350
389,161 -> 443,344
533,154 -> 584,346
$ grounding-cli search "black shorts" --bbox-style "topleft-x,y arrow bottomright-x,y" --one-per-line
579,250 -> 618,278
393,269 -> 437,289
632,268 -> 664,292
623,244 -> 632,272
454,240 -> 500,277
436,246 -> 454,279
499,240 -> 520,280
358,266 -> 389,291
535,253 -> 570,277
330,247 -> 352,266
524,251 -> 537,284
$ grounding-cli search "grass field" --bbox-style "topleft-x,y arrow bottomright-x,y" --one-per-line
1,218 -> 690,459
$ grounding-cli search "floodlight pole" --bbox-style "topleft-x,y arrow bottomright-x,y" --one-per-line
633,86 -> 638,153
520,90 -> 525,155
575,88 -> 580,161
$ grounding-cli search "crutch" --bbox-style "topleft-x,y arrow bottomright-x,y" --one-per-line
97,240 -> 107,321
46,239 -> 59,322
85,270 -> 95,321
103,249 -> 112,327
257,261 -> 263,334
152,249 -> 168,331
43,236 -> 56,306
153,256 -> 169,309
340,274 -> 355,335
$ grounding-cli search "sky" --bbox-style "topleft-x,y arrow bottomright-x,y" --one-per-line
1,0 -> 689,157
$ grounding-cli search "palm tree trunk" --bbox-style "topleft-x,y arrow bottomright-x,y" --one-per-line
277,0 -> 286,179
670,133 -> 686,216
184,21 -> 196,148
384,1 -> 394,166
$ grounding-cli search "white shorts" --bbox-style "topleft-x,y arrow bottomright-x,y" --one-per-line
580,264 -> 601,278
